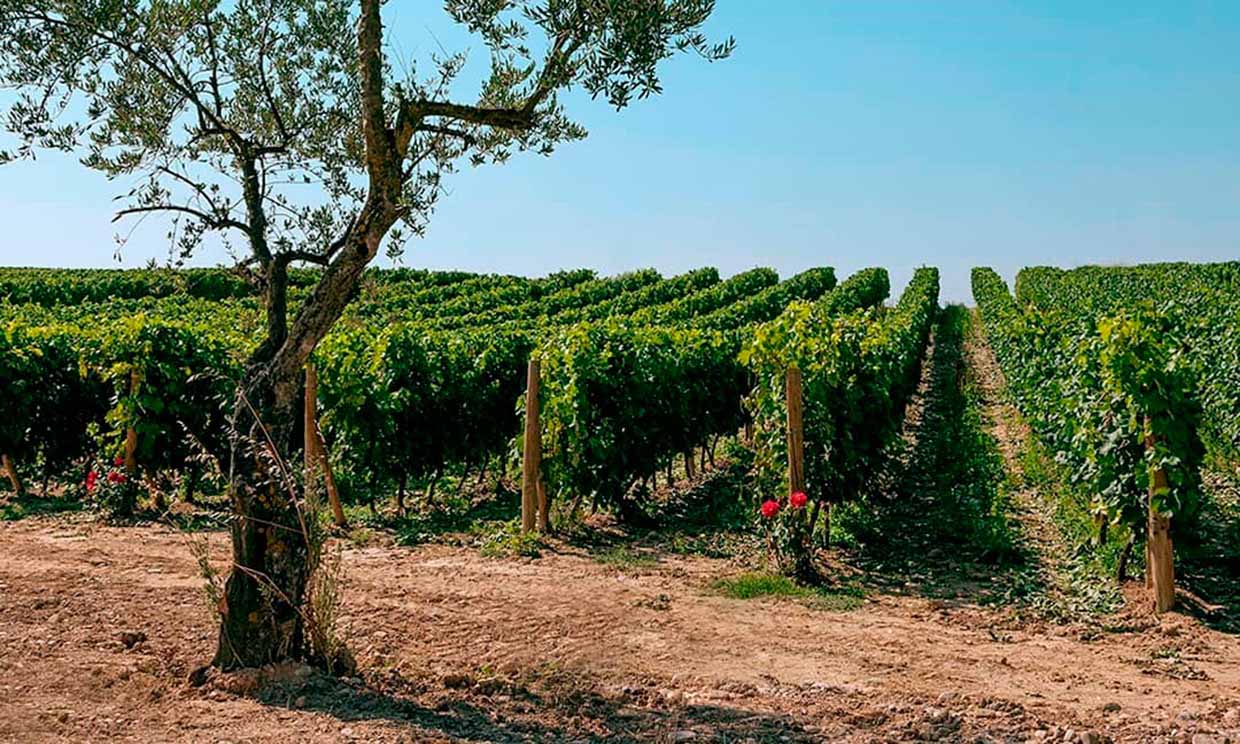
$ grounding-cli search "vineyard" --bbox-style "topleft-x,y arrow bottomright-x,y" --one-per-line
3,262 -> 1240,743
0,264 -> 881,521
1,261 -> 1237,605
973,263 -> 1240,613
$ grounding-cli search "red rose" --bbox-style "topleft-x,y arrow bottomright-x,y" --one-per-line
114,455 -> 125,467
84,470 -> 98,494
760,499 -> 781,519
107,470 -> 126,484
790,491 -> 808,510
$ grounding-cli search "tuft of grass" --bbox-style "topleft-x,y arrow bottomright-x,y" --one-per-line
714,572 -> 805,599
477,520 -> 543,558
346,525 -> 375,547
713,572 -> 864,611
594,546 -> 658,569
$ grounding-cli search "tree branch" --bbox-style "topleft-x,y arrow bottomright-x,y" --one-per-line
416,100 -> 537,129
274,250 -> 331,267
201,8 -> 224,118
112,204 -> 250,234
18,9 -> 244,150
255,21 -> 291,147
393,31 -> 581,155
415,124 -> 477,147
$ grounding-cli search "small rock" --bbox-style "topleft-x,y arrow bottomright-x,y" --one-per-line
1078,732 -> 1102,744
672,732 -> 697,742
293,696 -> 306,709
1191,736 -> 1221,744
118,631 -> 147,649
1102,702 -> 1122,714
340,727 -> 355,739
187,666 -> 211,688
1180,711 -> 1199,722
441,673 -> 474,689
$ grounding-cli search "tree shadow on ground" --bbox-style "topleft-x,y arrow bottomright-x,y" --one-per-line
830,305 -> 1046,610
254,668 -> 821,743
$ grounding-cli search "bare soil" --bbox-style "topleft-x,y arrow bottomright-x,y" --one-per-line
0,513 -> 1237,743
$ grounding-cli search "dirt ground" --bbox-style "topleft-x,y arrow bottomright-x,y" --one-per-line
2,316 -> 1239,743
0,514 -> 1237,743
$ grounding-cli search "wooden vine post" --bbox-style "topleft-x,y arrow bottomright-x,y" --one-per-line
521,357 -> 544,533
786,365 -> 805,497
1144,421 -> 1175,613
305,363 -> 347,528
124,369 -> 140,475
2,454 -> 23,497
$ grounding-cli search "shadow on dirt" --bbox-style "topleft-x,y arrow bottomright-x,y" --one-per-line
552,455 -> 763,563
255,669 -> 821,743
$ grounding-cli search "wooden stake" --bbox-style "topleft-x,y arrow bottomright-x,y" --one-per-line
1144,420 -> 1175,613
786,366 -> 805,496
316,428 -> 346,528
124,369 -> 140,475
2,454 -> 23,497
521,358 -> 542,533
306,363 -> 347,528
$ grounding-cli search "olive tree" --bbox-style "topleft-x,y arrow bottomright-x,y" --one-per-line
0,0 -> 731,669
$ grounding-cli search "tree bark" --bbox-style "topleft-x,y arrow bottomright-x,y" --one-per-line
213,365 -> 309,670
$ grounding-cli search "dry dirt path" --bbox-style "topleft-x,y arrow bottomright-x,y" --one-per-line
1,514 -> 1239,742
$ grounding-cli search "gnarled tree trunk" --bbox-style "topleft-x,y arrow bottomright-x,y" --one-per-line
213,360 -> 309,669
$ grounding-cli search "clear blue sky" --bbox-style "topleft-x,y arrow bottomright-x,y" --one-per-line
1,1 -> 1238,303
